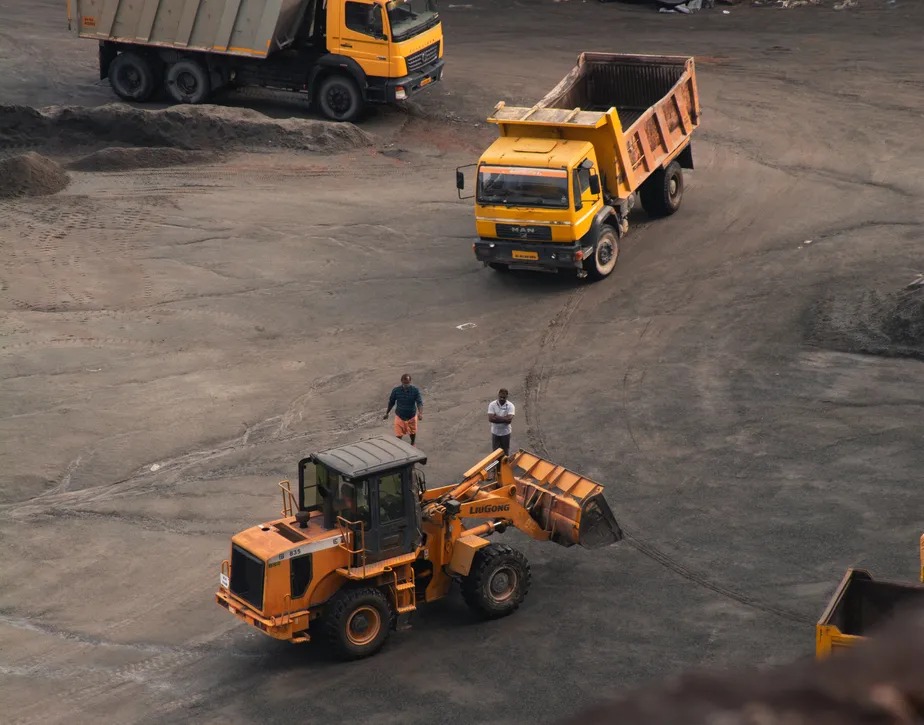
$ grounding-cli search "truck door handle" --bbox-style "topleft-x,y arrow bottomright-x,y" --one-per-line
341,42 -> 353,48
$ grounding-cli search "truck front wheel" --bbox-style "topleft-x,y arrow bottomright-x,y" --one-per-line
166,59 -> 211,104
640,160 -> 684,218
109,52 -> 156,102
585,225 -> 619,281
317,76 -> 363,123
322,587 -> 393,661
461,543 -> 531,619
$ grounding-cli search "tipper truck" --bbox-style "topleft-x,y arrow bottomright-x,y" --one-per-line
815,534 -> 924,658
68,0 -> 445,122
216,437 -> 622,661
457,52 -> 700,280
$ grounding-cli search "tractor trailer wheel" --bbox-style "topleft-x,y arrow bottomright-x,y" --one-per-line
322,587 -> 393,661
317,75 -> 363,123
109,52 -> 157,102
166,59 -> 211,104
640,160 -> 684,218
462,543 -> 531,619
585,225 -> 619,281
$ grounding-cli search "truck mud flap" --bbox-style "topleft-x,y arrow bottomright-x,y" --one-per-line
579,493 -> 623,549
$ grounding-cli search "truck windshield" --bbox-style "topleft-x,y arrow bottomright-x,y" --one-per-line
386,0 -> 439,42
477,166 -> 569,209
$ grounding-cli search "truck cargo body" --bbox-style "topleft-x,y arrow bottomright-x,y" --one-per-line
68,0 -> 444,122
462,53 -> 699,280
815,568 -> 924,658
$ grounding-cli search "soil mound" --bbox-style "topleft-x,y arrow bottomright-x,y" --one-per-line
0,103 -> 372,153
805,283 -> 924,361
0,152 -> 69,198
67,146 -> 215,172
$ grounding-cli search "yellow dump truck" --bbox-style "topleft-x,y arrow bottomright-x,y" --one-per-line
68,0 -> 444,122
815,534 -> 924,658
457,52 -> 700,280
216,437 -> 622,660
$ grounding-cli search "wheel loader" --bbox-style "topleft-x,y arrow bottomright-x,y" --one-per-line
216,436 -> 622,660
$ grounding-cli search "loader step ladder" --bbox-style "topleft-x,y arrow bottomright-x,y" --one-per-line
336,551 -> 419,580
392,566 -> 417,615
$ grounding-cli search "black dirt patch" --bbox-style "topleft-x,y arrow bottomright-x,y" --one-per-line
805,283 -> 924,361
0,152 -> 70,198
0,103 -> 372,153
66,146 -> 216,172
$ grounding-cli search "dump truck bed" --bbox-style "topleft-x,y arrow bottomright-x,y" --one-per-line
815,568 -> 924,657
69,0 -> 307,58
488,53 -> 699,200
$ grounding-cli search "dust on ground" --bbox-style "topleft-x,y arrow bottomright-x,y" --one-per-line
67,147 -> 217,172
0,152 -> 69,198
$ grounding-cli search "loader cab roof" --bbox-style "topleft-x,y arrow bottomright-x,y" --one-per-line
481,137 -> 593,171
311,436 -> 427,479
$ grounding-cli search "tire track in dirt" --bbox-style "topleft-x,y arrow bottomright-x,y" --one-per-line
523,284 -> 813,626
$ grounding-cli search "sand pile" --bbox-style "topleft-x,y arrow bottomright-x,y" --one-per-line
0,103 -> 372,153
805,282 -> 924,361
0,152 -> 69,198
67,146 -> 215,172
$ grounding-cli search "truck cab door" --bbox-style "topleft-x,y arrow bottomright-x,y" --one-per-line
334,1 -> 391,79
366,468 -> 418,562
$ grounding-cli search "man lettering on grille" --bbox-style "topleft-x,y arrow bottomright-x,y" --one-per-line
383,373 -> 423,445
487,388 -> 515,456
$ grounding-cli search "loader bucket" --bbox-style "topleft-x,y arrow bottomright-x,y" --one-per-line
509,450 -> 623,549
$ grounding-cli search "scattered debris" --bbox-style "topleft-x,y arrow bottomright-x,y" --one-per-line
150,464 -> 162,472
0,152 -> 69,199
456,322 -> 477,330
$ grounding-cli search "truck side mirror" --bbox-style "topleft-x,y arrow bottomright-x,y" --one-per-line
456,170 -> 464,190
589,174 -> 601,196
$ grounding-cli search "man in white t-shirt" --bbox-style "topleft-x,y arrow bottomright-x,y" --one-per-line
487,388 -> 515,456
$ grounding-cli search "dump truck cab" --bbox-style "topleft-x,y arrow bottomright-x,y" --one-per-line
469,136 -> 614,276
217,437 -> 622,661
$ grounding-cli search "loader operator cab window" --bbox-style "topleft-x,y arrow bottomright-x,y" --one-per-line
314,463 -> 370,529
377,471 -> 406,522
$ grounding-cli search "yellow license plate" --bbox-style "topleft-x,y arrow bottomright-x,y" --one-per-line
420,77 -> 433,87
512,250 -> 539,261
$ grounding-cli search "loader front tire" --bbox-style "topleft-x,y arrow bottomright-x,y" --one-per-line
640,160 -> 684,218
323,587 -> 393,661
462,543 -> 531,619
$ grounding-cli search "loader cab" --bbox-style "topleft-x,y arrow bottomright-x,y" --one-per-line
298,436 -> 427,563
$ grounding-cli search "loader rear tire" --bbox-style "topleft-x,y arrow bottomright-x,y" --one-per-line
462,543 -> 531,619
640,160 -> 684,218
323,587 -> 393,661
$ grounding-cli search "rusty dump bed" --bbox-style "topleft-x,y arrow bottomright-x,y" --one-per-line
69,0 -> 309,58
815,568 -> 924,658
489,52 -> 699,199
537,52 -> 694,133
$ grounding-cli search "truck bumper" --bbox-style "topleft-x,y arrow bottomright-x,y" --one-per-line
369,60 -> 445,103
474,239 -> 589,272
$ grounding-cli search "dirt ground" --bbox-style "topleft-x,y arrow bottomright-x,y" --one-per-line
2,0 -> 924,723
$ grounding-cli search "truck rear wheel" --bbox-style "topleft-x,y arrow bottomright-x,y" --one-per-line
640,160 -> 684,218
109,52 -> 156,102
322,587 -> 393,661
166,59 -> 211,104
585,225 -> 619,281
317,76 -> 363,123
461,543 -> 531,619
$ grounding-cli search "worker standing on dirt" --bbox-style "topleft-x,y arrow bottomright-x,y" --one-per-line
383,373 -> 423,445
488,388 -> 515,456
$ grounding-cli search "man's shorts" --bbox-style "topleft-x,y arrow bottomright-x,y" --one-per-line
394,415 -> 418,437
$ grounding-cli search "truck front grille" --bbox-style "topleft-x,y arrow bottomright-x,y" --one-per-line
406,42 -> 440,73
495,223 -> 553,242
230,545 -> 265,609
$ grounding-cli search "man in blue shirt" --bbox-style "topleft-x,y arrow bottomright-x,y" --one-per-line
383,373 -> 424,445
